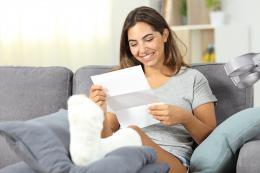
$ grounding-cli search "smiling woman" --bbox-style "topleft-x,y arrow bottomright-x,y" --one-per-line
127,22 -> 168,68
0,0 -> 111,71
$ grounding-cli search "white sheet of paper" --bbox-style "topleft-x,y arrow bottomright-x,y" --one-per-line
107,89 -> 158,111
91,65 -> 150,96
91,65 -> 160,127
115,105 -> 159,128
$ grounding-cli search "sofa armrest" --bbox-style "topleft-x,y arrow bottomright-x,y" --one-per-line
237,140 -> 260,173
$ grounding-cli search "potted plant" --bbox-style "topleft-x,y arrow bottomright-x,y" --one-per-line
180,0 -> 187,25
205,0 -> 225,26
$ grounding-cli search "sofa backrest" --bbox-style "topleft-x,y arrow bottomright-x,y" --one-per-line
192,64 -> 253,124
73,65 -> 114,95
73,64 -> 254,125
0,66 -> 73,168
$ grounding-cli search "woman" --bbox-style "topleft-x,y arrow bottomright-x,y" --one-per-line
69,6 -> 217,173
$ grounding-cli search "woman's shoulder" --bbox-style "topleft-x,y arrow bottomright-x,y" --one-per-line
174,67 -> 210,85
177,67 -> 205,78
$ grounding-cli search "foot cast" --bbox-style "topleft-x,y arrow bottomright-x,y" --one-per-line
68,95 -> 142,166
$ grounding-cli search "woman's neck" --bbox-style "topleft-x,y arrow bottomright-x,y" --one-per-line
144,65 -> 173,77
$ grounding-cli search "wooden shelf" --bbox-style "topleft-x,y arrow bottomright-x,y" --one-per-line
162,0 -> 210,26
171,25 -> 250,64
164,0 -> 250,64
171,26 -> 214,64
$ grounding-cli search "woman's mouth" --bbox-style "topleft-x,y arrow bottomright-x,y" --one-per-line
143,53 -> 154,61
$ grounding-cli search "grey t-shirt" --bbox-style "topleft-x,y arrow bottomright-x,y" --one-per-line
142,67 -> 217,161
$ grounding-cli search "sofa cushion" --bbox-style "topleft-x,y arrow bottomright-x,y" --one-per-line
0,66 -> 73,168
190,107 -> 260,173
0,148 -> 169,173
0,110 -> 71,173
0,113 -> 169,173
28,109 -> 70,151
236,140 -> 260,173
0,121 -> 72,172
1,109 -> 69,169
73,65 -> 113,95
0,67 -> 73,121
0,162 -> 36,173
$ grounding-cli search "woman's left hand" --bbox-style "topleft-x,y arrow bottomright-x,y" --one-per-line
148,103 -> 192,126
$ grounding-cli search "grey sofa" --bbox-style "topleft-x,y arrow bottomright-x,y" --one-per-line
0,64 -> 257,172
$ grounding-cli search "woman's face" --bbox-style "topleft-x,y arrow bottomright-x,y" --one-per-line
127,22 -> 168,68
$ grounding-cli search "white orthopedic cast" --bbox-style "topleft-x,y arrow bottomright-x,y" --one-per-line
68,95 -> 142,166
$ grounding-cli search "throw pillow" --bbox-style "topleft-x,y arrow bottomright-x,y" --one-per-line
0,121 -> 72,173
0,109 -> 169,173
190,107 -> 260,173
28,109 -> 70,151
0,162 -> 38,173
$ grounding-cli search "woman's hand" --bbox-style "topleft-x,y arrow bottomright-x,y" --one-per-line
89,85 -> 107,113
148,103 -> 192,126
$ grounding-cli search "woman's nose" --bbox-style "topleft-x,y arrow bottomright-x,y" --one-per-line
138,43 -> 147,55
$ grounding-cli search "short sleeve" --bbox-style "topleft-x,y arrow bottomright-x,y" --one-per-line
192,71 -> 217,109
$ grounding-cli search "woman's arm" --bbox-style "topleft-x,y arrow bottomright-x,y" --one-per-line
89,84 -> 120,138
149,102 -> 216,144
182,102 -> 216,144
101,112 -> 120,138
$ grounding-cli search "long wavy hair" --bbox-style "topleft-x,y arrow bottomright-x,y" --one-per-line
119,6 -> 188,75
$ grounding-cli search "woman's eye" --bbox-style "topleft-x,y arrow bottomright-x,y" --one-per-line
145,37 -> 154,42
129,43 -> 137,47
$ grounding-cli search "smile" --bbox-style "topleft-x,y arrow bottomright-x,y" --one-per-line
143,53 -> 154,61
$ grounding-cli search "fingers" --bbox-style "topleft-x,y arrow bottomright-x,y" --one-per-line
148,104 -> 173,126
90,85 -> 106,96
152,115 -> 171,125
89,85 -> 107,103
148,103 -> 167,110
148,104 -> 169,117
90,84 -> 103,92
152,116 -> 171,126
149,109 -> 168,116
148,108 -> 170,125
96,100 -> 105,107
152,115 -> 168,121
92,94 -> 106,102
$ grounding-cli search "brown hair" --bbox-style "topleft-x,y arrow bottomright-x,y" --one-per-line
119,6 -> 188,74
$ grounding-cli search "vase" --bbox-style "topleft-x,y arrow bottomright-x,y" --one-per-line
210,11 -> 225,26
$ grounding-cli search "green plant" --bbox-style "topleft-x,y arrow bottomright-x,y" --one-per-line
205,0 -> 221,11
180,0 -> 187,17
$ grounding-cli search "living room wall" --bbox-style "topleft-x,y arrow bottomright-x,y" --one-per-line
0,0 -> 114,71
0,0 -> 259,106
0,0 -> 161,72
222,0 -> 260,106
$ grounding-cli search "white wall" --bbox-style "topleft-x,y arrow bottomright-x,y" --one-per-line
222,0 -> 260,107
0,0 -> 114,72
0,1 -> 162,71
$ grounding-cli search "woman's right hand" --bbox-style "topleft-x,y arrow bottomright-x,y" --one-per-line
89,85 -> 107,113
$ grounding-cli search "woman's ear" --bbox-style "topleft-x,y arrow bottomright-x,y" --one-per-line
163,29 -> 169,43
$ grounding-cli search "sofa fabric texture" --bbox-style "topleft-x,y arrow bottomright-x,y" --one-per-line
236,140 -> 260,173
72,65 -> 114,95
0,64 -> 255,173
0,67 -> 73,122
0,66 -> 73,168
